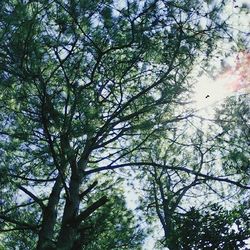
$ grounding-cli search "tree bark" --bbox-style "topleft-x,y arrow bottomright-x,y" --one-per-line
56,169 -> 81,250
37,176 -> 63,250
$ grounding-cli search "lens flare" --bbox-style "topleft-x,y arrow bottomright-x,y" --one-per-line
217,51 -> 250,93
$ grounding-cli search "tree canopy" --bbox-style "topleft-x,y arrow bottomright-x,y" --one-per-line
0,0 -> 249,249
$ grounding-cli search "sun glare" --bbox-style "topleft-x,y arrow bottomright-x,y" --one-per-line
193,51 -> 250,116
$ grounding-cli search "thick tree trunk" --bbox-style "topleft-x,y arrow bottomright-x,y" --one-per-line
56,171 -> 80,250
37,176 -> 63,250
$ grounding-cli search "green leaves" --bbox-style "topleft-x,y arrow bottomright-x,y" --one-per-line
214,94 -> 250,180
80,193 -> 145,250
0,0 -> 247,249
167,205 -> 250,249
101,6 -> 113,28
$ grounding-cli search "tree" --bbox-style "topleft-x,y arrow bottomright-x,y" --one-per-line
214,94 -> 250,182
0,0 -> 242,249
167,204 -> 250,250
133,94 -> 250,249
78,192 -> 145,250
1,179 -> 145,249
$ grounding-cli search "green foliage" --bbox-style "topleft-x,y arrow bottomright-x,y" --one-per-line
166,205 -> 250,249
214,94 -> 250,180
0,0 -> 245,249
80,194 -> 145,250
2,230 -> 37,250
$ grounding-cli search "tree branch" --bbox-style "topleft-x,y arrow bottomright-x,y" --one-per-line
84,162 -> 250,189
74,196 -> 108,225
0,214 -> 39,231
79,181 -> 98,200
18,185 -> 46,210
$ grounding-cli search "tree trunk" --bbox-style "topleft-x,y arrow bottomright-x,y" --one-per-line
56,171 -> 80,250
37,176 -> 63,250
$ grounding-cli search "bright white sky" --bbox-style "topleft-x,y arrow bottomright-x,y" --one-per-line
192,0 -> 250,115
192,73 -> 234,120
192,49 -> 249,117
193,74 -> 231,112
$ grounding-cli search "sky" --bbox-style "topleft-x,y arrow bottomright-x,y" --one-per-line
192,51 -> 250,117
192,0 -> 249,115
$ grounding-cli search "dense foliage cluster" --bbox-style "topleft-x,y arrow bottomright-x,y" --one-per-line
0,0 -> 249,249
